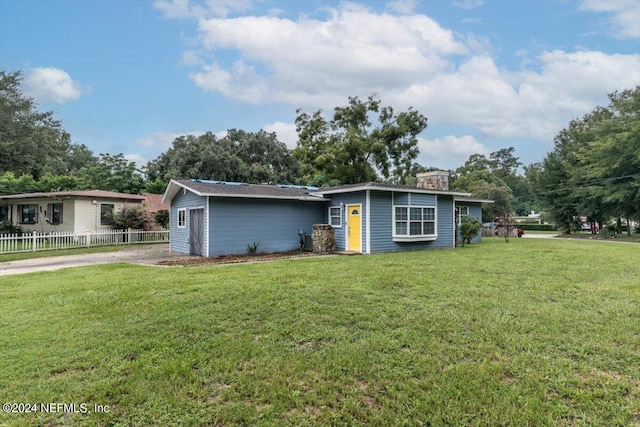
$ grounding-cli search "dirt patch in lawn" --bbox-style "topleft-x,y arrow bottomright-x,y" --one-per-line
157,250 -> 320,266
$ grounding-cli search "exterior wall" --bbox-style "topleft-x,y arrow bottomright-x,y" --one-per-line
1,198 -> 141,234
169,189 -> 207,255
325,191 -> 367,252
368,191 -> 454,253
73,198 -> 142,232
208,198 -> 326,256
457,203 -> 483,243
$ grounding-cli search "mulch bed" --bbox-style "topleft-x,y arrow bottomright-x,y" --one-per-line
157,250 -> 319,266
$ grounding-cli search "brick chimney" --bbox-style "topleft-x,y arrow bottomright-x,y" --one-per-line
416,171 -> 449,191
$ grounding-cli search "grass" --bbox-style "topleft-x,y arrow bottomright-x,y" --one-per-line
1,238 -> 638,426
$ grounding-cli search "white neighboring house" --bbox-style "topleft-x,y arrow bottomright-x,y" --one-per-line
0,190 -> 145,234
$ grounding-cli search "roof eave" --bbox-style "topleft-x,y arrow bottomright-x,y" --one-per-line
316,184 -> 471,197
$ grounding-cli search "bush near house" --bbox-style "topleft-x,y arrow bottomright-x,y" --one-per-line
459,216 -> 481,245
106,206 -> 154,230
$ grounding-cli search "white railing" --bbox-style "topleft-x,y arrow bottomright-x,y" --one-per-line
0,229 -> 169,254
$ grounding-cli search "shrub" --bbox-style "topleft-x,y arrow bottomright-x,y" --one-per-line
518,223 -> 557,231
0,221 -> 21,235
154,210 -> 169,229
107,206 -> 153,230
459,217 -> 481,246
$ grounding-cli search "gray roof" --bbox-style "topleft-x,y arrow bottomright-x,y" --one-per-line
162,179 -> 327,203
0,189 -> 145,201
314,182 -> 472,197
162,179 -> 486,204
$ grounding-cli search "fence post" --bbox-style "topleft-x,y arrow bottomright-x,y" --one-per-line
32,230 -> 37,252
127,228 -> 132,245
86,229 -> 92,247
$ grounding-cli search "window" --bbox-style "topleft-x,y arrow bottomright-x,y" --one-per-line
18,204 -> 38,224
46,203 -> 63,224
393,206 -> 436,241
0,205 -> 10,223
177,208 -> 186,228
328,206 -> 342,227
458,206 -> 469,224
100,204 -> 114,225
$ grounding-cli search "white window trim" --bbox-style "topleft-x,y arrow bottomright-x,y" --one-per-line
328,206 -> 342,228
393,205 -> 437,242
459,206 -> 469,216
177,208 -> 186,228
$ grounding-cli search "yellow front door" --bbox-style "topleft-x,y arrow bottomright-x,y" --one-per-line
347,205 -> 361,252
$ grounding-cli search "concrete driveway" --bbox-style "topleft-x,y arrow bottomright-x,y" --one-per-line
0,244 -> 193,276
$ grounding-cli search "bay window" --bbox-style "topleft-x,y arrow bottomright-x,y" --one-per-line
393,205 -> 437,241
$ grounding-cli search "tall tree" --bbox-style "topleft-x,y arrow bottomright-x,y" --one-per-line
535,86 -> 640,233
146,130 -> 301,184
78,153 -> 146,194
294,94 -> 427,185
0,70 -> 74,179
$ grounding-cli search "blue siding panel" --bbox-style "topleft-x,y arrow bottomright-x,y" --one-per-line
326,192 -> 366,252
324,190 -> 458,254
458,203 -> 484,243
369,191 -> 454,253
170,190 -> 208,255
436,196 -> 455,248
208,198 -> 326,256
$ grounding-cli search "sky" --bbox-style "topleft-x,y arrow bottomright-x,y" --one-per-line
1,0 -> 639,174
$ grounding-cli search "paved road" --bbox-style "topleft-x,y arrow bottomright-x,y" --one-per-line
522,233 -> 558,239
0,244 -> 192,276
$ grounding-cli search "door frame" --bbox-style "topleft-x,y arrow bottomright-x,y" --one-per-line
189,207 -> 205,256
346,203 -> 362,252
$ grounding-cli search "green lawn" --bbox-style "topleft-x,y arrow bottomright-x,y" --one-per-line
1,239 -> 638,426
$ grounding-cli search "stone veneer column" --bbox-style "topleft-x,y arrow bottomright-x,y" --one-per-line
311,224 -> 336,254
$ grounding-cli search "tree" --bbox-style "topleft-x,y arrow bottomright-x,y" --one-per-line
294,94 -> 428,185
0,70 -> 74,179
78,153 -> 146,194
146,130 -> 301,185
451,147 -> 536,217
535,86 -> 640,234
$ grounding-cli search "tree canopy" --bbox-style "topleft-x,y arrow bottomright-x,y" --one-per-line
294,94 -> 427,185
0,70 -> 95,178
146,129 -> 301,185
533,86 -> 640,233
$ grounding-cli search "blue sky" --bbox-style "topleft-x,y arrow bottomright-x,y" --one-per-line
1,0 -> 639,173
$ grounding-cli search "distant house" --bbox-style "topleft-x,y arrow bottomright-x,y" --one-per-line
0,190 -> 145,234
162,172 -> 489,257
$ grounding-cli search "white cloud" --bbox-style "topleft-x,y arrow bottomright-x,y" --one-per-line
417,135 -> 490,169
263,121 -> 298,149
394,50 -> 640,141
165,2 -> 640,146
579,0 -> 640,39
190,3 -> 467,106
135,131 -> 205,149
124,153 -> 149,170
386,0 -> 418,15
25,67 -> 87,104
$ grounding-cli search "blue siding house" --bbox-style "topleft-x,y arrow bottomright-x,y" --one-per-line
162,172 -> 489,256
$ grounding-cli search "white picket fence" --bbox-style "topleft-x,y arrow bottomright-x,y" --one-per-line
0,229 -> 169,254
